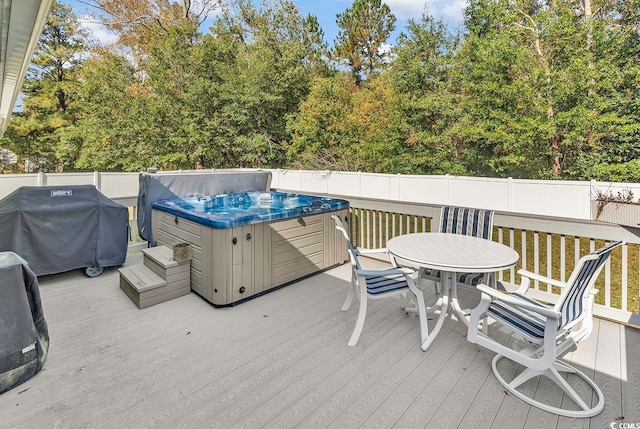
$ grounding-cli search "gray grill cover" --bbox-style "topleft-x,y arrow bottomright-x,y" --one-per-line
0,252 -> 49,394
137,170 -> 272,243
0,185 -> 128,276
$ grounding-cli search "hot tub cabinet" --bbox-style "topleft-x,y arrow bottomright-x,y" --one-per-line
151,192 -> 349,306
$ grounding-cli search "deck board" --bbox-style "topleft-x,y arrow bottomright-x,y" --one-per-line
0,254 -> 639,428
590,321 -> 623,429
622,326 -> 640,426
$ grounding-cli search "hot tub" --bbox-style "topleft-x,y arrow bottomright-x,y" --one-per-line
151,191 -> 349,306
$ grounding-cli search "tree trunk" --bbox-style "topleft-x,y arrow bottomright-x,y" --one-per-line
583,0 -> 595,96
516,5 -> 563,177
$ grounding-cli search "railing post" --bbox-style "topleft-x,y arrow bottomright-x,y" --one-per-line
37,171 -> 45,186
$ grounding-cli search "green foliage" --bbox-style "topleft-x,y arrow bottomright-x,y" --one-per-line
287,73 -> 410,172
388,13 -> 462,174
3,0 -> 640,182
3,0 -> 86,172
69,0 -> 322,171
439,0 -> 640,179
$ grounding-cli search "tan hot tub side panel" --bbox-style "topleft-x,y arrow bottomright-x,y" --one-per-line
323,210 -> 349,268
152,211 -> 212,299
152,207 -> 349,306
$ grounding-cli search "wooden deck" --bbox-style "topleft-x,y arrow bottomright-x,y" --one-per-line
1,253 -> 639,428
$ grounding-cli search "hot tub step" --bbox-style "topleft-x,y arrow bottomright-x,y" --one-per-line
119,264 -> 189,309
142,245 -> 191,283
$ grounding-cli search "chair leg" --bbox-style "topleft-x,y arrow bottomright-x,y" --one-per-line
545,367 -> 590,411
507,366 -> 540,390
411,287 -> 429,345
347,291 -> 368,346
491,354 -> 605,418
341,283 -> 356,311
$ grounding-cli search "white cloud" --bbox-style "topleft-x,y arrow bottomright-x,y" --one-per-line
385,0 -> 465,26
78,15 -> 118,46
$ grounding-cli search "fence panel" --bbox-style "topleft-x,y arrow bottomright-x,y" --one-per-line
268,169 -> 640,221
45,172 -> 95,187
0,174 -> 39,198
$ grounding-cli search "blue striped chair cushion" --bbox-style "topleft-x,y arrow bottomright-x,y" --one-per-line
440,206 -> 493,240
457,272 -> 489,286
420,268 -> 487,286
365,272 -> 410,296
557,241 -> 620,328
420,267 -> 441,280
486,292 -> 548,343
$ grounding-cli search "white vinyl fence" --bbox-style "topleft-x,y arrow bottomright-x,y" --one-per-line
2,169 -> 639,221
268,169 -> 640,221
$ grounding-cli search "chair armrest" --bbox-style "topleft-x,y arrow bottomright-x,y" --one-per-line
517,269 -> 567,289
356,267 -> 415,277
476,284 -> 561,320
355,247 -> 389,256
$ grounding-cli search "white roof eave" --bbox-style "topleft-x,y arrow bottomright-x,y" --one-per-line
0,0 -> 54,136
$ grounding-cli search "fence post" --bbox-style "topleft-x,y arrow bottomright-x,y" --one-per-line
445,174 -> 451,205
93,171 -> 101,191
325,170 -> 329,194
37,171 -> 45,186
507,177 -> 513,212
589,179 -> 597,200
589,179 -> 597,220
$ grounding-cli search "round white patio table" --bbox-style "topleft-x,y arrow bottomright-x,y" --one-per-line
386,232 -> 520,351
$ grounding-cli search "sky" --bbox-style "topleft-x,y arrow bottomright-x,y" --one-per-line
62,0 -> 466,46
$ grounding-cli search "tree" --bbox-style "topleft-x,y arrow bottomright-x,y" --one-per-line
186,0 -> 326,168
333,0 -> 396,84
72,0 -> 323,171
439,0 -> 640,179
388,13 -> 462,174
71,49 -> 159,171
286,73 -> 410,173
449,0 -> 554,178
3,0 -> 87,171
78,0 -> 220,57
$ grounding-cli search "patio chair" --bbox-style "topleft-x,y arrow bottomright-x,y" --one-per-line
419,206 -> 495,291
332,215 -> 428,347
466,240 -> 623,418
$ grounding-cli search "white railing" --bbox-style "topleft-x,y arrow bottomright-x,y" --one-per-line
1,169 -> 639,325
337,196 -> 640,327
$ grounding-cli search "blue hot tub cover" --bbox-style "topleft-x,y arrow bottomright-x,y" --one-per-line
152,191 -> 349,229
